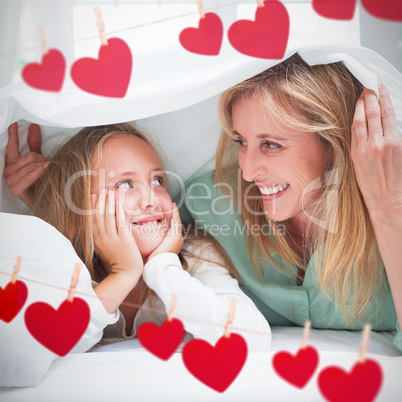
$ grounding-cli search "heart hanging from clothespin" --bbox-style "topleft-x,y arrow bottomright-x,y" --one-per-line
137,294 -> 185,360
228,0 -> 289,59
22,28 -> 66,92
272,320 -> 319,388
179,0 -> 223,56
317,324 -> 383,402
0,256 -> 28,323
360,0 -> 402,22
181,299 -> 248,393
312,0 -> 356,20
70,7 -> 132,98
24,263 -> 90,357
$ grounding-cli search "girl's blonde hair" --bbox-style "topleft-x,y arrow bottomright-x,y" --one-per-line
216,53 -> 385,323
30,123 -> 239,288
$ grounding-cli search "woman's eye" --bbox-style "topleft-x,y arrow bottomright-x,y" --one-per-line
263,141 -> 281,150
233,138 -> 246,147
117,180 -> 134,189
152,176 -> 164,186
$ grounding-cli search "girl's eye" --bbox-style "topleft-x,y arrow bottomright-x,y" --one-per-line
152,176 -> 164,186
116,180 -> 134,189
233,138 -> 246,147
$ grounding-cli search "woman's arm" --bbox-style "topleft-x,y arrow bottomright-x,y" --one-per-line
351,85 -> 402,332
143,246 -> 271,352
3,123 -> 50,204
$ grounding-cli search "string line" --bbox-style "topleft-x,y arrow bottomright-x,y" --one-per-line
0,0 -> 249,59
0,269 -> 270,338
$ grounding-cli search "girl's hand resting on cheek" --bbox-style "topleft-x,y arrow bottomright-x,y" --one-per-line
146,203 -> 184,263
92,189 -> 144,282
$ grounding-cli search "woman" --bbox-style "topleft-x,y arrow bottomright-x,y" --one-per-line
183,53 -> 402,351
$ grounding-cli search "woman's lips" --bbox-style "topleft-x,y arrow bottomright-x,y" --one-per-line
260,185 -> 289,201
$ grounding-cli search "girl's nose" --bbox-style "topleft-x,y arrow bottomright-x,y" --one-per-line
123,183 -> 159,213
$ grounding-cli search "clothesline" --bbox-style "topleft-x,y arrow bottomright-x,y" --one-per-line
0,0 -> 248,59
0,268 -> 271,338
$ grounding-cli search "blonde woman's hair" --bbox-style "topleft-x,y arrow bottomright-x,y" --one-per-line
216,53 -> 385,323
30,123 -> 239,304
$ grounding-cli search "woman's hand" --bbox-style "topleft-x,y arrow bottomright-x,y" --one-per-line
92,189 -> 144,280
351,85 -> 402,331
3,123 -> 50,205
351,85 -> 402,222
146,203 -> 184,262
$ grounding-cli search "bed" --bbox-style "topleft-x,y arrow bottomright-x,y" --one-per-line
1,5 -> 402,400
1,327 -> 401,401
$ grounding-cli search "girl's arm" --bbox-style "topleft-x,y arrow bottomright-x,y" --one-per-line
144,245 -> 271,352
351,85 -> 402,341
91,189 -> 143,313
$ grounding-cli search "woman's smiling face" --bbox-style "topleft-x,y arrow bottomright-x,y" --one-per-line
91,135 -> 173,259
232,96 -> 330,227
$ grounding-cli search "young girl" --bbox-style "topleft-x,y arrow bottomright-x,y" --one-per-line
12,122 -> 270,350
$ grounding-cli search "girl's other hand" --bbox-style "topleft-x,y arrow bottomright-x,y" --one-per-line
3,123 -> 50,205
146,203 -> 184,262
351,85 -> 402,222
92,189 -> 144,281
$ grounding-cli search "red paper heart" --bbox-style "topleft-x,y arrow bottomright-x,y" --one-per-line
24,297 -> 90,356
361,0 -> 402,22
312,0 -> 356,20
179,12 -> 223,56
137,318 -> 185,360
318,359 -> 383,402
182,333 -> 248,393
22,49 -> 66,92
0,280 -> 28,323
228,0 -> 289,59
71,38 -> 132,98
272,346 -> 319,388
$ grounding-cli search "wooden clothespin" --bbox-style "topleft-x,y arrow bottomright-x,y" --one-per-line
67,263 -> 82,302
39,27 -> 48,55
196,0 -> 205,19
301,320 -> 311,349
224,299 -> 237,338
358,323 -> 372,363
257,0 -> 265,8
94,6 -> 108,46
167,293 -> 177,322
11,256 -> 22,284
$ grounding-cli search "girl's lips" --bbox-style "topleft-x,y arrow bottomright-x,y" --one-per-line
261,185 -> 289,201
132,216 -> 163,225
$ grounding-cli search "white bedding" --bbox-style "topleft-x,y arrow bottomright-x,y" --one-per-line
1,327 -> 401,401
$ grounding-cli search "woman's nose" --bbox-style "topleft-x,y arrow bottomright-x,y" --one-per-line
239,149 -> 266,182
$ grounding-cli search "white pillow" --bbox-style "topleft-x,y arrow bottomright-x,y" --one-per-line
0,212 -> 118,387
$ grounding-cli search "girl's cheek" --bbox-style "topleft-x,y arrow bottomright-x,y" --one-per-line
119,189 -> 141,216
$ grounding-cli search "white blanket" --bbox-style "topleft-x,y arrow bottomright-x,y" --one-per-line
1,327 -> 401,401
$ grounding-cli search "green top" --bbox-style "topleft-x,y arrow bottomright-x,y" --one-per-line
176,171 -> 402,353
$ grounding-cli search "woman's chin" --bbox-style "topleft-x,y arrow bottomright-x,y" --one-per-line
263,210 -> 290,223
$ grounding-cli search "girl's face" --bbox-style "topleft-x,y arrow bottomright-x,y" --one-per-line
91,135 -> 173,259
232,96 -> 330,228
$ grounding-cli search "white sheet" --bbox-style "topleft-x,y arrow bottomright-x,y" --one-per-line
1,30 -> 402,201
1,327 -> 401,401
